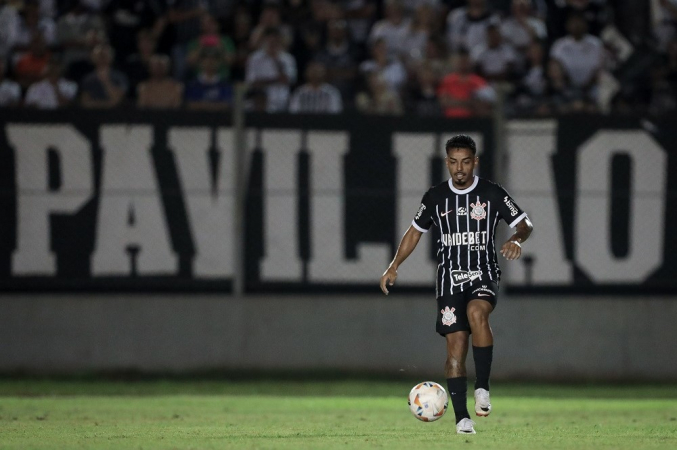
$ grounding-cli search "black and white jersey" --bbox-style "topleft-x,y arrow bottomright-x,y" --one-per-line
412,177 -> 528,297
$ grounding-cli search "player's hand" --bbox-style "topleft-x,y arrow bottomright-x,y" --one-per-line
500,240 -> 522,261
380,266 -> 398,295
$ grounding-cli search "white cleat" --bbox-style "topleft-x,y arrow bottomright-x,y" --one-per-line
456,418 -> 477,434
474,388 -> 491,417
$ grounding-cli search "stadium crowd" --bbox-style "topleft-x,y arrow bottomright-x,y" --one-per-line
0,0 -> 676,116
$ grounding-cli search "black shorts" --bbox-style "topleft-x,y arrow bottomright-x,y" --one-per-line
436,281 -> 499,336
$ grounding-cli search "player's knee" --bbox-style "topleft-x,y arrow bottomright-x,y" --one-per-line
467,307 -> 488,326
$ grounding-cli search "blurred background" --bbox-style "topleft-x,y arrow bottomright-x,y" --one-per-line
0,0 -> 676,382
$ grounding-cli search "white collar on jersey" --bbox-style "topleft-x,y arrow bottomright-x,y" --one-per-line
448,176 -> 479,194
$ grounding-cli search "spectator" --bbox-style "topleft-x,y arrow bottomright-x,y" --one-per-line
290,0 -> 334,75
359,38 -> 407,93
249,3 -> 293,51
401,3 -> 436,66
356,71 -> 404,114
166,0 -> 205,80
245,88 -> 268,112
186,14 -> 235,79
185,51 -> 232,110
471,24 -> 518,81
124,29 -> 157,97
0,0 -> 19,61
24,58 -> 77,109
406,62 -> 442,116
438,50 -> 495,117
80,44 -> 128,108
56,1 -> 104,70
36,0 -> 56,18
500,0 -> 547,55
0,59 -> 21,107
63,27 -> 107,85
446,0 -> 500,53
402,0 -> 442,16
548,0 -> 608,40
550,13 -> 603,104
511,40 -> 549,114
230,9 -> 252,81
656,0 -> 677,51
14,33 -> 51,88
104,0 -> 164,66
369,0 -> 410,58
316,19 -> 359,101
137,54 -> 183,109
422,35 -> 450,78
14,0 -> 56,50
245,27 -> 297,112
546,58 -> 592,113
289,61 -> 343,113
344,0 -> 377,54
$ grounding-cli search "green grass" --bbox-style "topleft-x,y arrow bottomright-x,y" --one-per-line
0,379 -> 676,449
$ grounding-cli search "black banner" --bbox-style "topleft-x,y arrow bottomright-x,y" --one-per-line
505,115 -> 677,294
0,109 -> 495,292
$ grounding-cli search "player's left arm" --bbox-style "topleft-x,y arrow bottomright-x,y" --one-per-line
494,186 -> 533,261
500,217 -> 533,261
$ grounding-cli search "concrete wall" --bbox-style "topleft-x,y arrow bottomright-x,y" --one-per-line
1,294 -> 676,381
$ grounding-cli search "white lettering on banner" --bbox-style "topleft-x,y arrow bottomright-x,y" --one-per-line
8,124 -> 94,275
575,131 -> 666,282
259,129 -> 303,281
393,133 -> 437,284
307,131 -> 390,282
504,121 -> 572,285
168,128 -> 234,278
91,126 -> 178,275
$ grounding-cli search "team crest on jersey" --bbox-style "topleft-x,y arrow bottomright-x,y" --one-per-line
440,306 -> 457,326
457,207 -> 467,216
470,201 -> 487,221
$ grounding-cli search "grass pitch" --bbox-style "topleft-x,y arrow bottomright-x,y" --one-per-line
0,379 -> 675,449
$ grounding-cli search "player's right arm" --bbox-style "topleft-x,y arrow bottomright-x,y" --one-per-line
380,191 -> 435,295
380,226 -> 423,295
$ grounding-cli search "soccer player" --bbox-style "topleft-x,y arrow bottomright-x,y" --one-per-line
380,135 -> 533,434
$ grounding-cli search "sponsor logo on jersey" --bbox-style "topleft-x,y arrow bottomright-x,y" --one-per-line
470,201 -> 487,221
451,270 -> 482,285
457,207 -> 467,216
441,231 -> 488,247
471,285 -> 496,297
503,196 -> 519,217
415,203 -> 426,220
440,306 -> 457,326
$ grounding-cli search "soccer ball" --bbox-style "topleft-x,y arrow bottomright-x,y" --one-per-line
408,381 -> 448,422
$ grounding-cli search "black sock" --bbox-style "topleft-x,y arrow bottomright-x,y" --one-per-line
446,376 -> 470,423
473,345 -> 493,391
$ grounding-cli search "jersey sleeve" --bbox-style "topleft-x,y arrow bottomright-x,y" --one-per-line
411,190 -> 435,233
494,185 -> 528,228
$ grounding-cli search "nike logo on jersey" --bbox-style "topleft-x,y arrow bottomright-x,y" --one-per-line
441,207 -> 467,217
